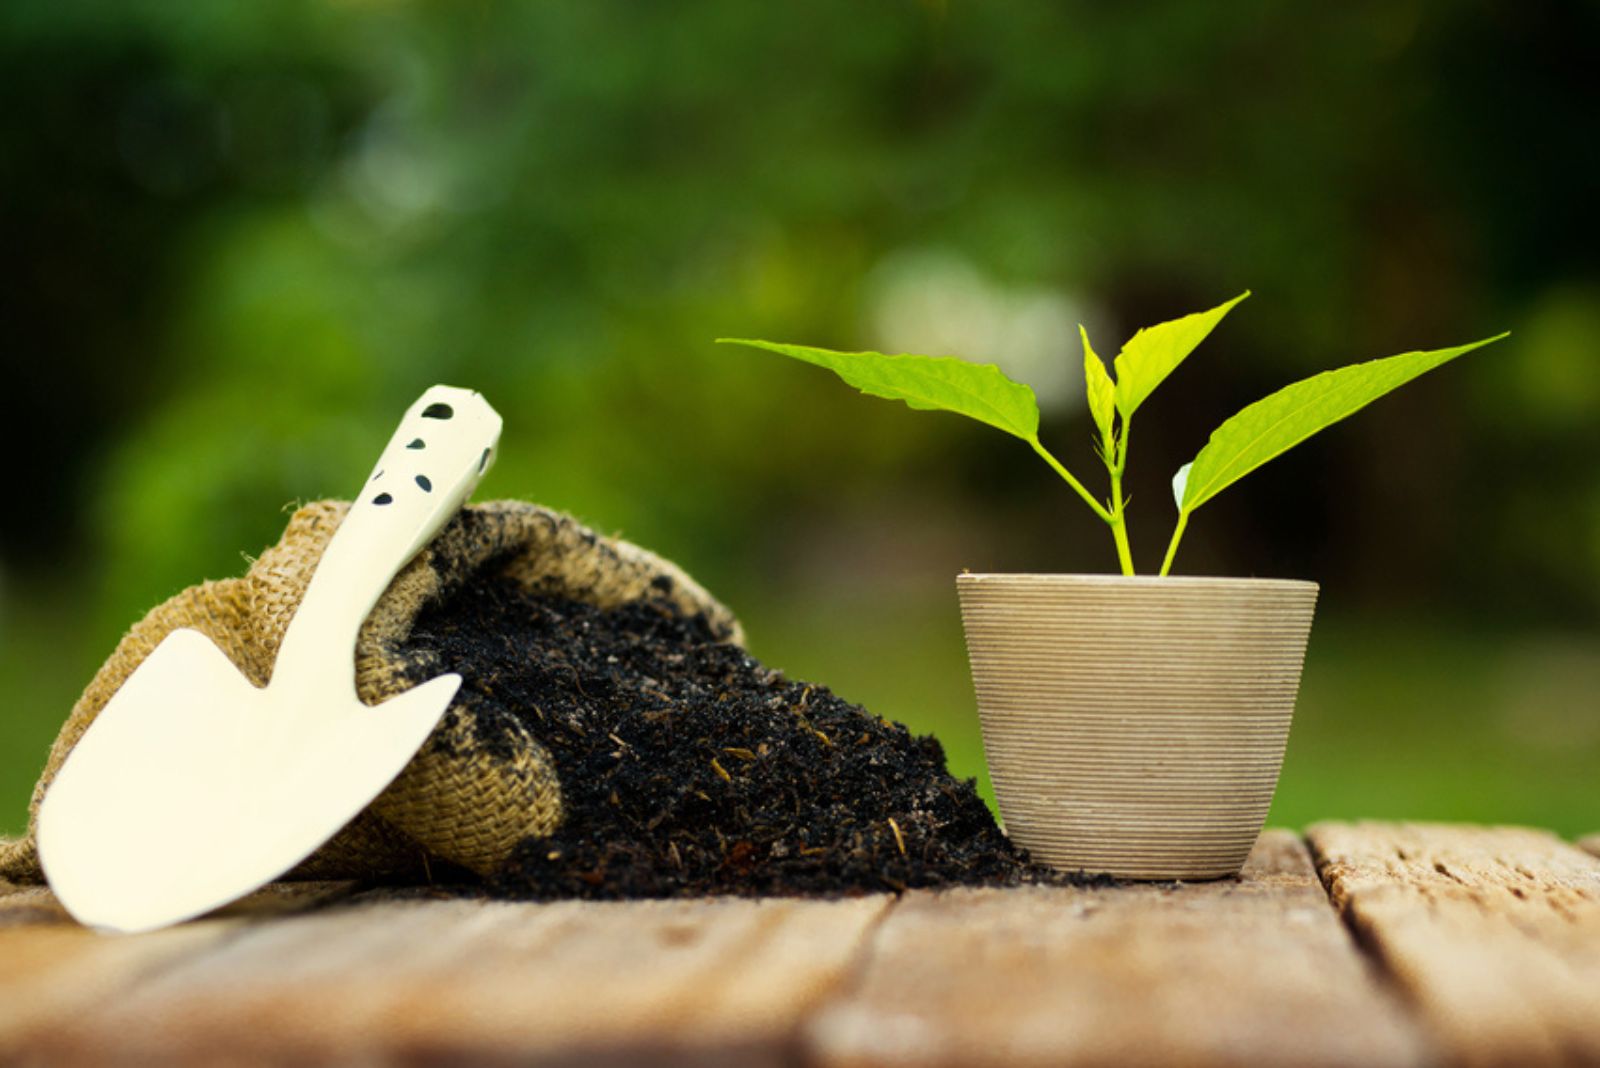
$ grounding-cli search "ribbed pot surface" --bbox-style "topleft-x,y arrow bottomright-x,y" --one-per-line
957,574 -> 1318,880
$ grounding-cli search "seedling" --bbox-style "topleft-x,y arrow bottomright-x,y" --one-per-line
720,294 -> 1507,575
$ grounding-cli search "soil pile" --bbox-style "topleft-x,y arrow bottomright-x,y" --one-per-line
399,572 -> 1080,898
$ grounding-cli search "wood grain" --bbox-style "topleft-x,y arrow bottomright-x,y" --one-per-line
805,830 -> 1428,1068
0,906 -> 232,1059
9,823 -> 1598,1066
0,880 -> 356,1058
1308,821 -> 1600,1068
28,893 -> 892,1066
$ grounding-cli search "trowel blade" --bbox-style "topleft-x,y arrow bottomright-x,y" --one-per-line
37,628 -> 459,933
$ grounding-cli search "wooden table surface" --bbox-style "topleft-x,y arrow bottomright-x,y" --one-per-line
3,821 -> 1598,1067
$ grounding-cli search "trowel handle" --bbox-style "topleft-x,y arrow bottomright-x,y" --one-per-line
274,386 -> 502,685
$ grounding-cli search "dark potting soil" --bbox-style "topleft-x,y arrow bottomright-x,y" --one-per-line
399,572 -> 1091,899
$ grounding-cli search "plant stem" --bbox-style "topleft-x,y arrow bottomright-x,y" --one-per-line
1108,510 -> 1135,575
1105,416 -> 1135,576
1030,440 -> 1112,523
1160,509 -> 1189,576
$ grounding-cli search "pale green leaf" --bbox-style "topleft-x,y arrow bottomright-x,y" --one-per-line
1080,325 -> 1116,444
1179,333 -> 1509,513
1114,292 -> 1249,417
717,338 -> 1041,442
1172,462 -> 1192,510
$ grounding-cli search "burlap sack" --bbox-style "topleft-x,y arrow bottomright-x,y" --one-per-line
0,500 -> 741,884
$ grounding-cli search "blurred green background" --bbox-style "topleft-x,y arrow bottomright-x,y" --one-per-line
3,1 -> 1597,839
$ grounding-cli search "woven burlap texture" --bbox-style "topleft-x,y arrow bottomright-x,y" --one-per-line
0,499 -> 741,884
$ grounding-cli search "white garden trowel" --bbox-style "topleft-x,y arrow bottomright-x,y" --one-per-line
38,386 -> 501,933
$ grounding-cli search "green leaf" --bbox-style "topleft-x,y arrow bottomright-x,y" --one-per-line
1171,462 -> 1192,510
1178,332 -> 1510,513
1080,325 -> 1116,445
1114,292 -> 1250,417
716,338 -> 1041,442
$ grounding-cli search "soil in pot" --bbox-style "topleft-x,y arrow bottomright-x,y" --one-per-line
398,569 -> 1095,898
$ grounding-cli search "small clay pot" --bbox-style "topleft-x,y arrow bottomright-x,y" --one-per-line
957,574 -> 1318,880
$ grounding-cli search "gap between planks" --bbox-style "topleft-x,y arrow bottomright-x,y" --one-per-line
7,825 -> 1598,1067
3,887 -> 894,1067
1306,821 -> 1600,1068
2,836 -> 1404,1068
802,829 -> 1429,1068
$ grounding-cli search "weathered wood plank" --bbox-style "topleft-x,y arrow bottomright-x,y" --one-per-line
26,893 -> 893,1065
1308,821 -> 1600,1068
0,918 -> 234,1060
805,830 -> 1428,1068
0,878 -> 356,1060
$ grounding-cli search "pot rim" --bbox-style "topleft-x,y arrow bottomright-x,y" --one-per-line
957,571 -> 1319,593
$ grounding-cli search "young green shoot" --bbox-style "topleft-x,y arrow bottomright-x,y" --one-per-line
719,297 -> 1507,576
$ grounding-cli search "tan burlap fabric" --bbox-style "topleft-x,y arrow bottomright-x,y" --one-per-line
0,500 -> 741,884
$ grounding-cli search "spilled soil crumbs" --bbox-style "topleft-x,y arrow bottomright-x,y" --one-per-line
401,573 -> 1091,899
